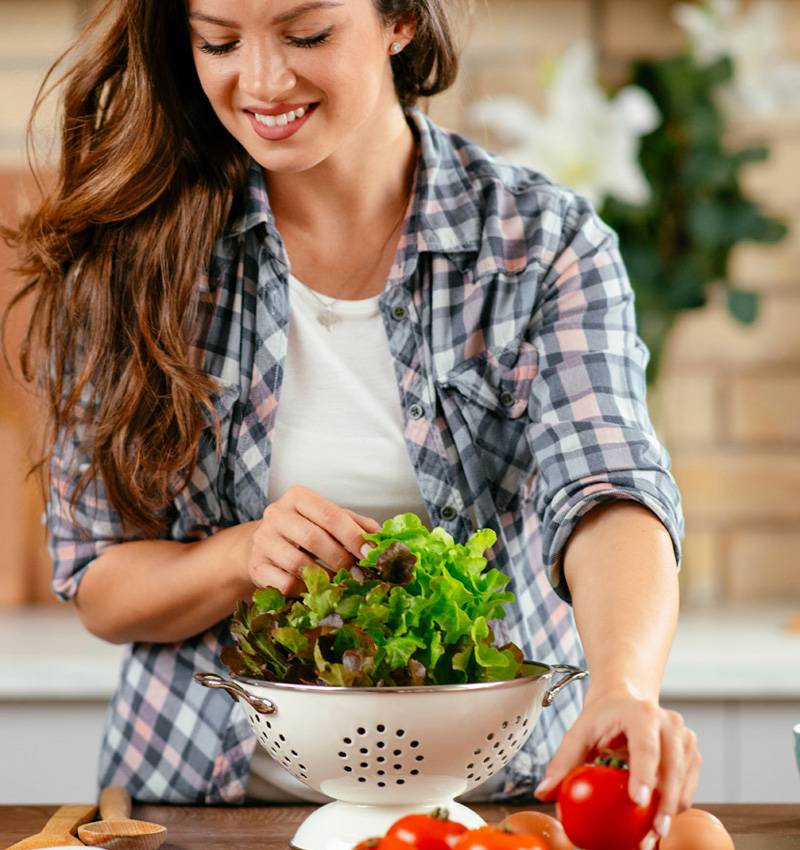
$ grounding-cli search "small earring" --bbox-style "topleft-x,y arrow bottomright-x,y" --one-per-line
390,41 -> 403,55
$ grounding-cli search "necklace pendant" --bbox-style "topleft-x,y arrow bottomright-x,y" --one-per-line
317,307 -> 339,330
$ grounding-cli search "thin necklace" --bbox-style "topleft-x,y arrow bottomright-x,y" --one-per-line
299,198 -> 409,331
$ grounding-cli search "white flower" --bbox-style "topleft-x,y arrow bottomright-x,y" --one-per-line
673,0 -> 800,115
468,42 -> 659,207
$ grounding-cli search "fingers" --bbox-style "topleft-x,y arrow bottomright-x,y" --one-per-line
651,712 -> 687,839
534,724 -> 593,800
343,508 -> 383,534
247,488 -> 385,596
678,727 -> 701,811
624,703 -> 661,807
288,487 -> 377,560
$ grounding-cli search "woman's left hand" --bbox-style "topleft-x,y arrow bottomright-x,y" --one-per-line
533,687 -> 701,847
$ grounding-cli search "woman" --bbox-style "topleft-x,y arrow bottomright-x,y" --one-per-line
4,0 -> 698,842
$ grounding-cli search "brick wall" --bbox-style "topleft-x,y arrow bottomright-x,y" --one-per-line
1,1 -> 798,605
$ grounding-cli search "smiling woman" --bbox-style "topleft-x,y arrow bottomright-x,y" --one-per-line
2,0 -> 697,835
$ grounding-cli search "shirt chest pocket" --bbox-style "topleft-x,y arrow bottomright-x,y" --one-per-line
436,339 -> 539,512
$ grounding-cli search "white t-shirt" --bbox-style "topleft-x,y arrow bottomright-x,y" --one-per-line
247,274 -> 501,802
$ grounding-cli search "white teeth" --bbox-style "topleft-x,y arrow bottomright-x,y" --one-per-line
253,106 -> 310,128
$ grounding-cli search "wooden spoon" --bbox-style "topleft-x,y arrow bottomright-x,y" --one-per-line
6,803 -> 98,849
78,786 -> 167,850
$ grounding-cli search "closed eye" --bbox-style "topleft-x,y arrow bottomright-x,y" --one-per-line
198,40 -> 238,55
197,26 -> 333,55
288,26 -> 333,47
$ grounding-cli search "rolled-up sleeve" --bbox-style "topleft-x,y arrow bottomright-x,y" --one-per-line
47,421 -> 135,602
525,191 -> 684,602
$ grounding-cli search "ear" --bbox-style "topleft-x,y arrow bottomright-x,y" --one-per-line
387,14 -> 417,49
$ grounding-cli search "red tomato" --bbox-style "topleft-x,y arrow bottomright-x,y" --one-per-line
556,761 -> 660,850
452,826 -> 550,850
386,809 -> 468,850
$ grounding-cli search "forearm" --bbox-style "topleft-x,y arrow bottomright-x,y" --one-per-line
562,500 -> 679,702
75,522 -> 258,645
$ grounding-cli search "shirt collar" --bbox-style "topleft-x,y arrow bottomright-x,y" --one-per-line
224,107 -> 483,255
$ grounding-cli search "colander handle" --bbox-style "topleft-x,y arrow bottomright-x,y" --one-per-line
193,672 -> 277,715
542,664 -> 589,708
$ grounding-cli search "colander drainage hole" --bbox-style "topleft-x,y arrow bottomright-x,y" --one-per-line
358,777 -> 366,783
377,756 -> 385,763
338,751 -> 346,758
291,749 -> 298,756
415,755 -> 424,762
396,729 -> 405,737
378,782 -> 386,787
473,748 -> 481,755
393,749 -> 402,756
359,747 -> 368,754
377,741 -> 385,749
502,720 -> 509,729
396,779 -> 405,785
344,766 -> 352,772
487,733 -> 495,741
360,762 -> 368,768
410,769 -> 419,775
377,724 -> 385,732
357,727 -> 366,735
393,764 -> 402,770
343,737 -> 352,744
410,740 -> 419,748
377,769 -> 385,776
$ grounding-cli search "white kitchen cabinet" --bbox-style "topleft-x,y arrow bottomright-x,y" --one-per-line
662,700 -> 800,803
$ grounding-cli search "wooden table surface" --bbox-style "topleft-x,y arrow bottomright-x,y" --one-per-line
3,803 -> 800,849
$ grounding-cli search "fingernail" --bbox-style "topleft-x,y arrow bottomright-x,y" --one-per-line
534,776 -> 554,796
655,814 -> 672,838
634,784 -> 652,807
360,544 -> 371,558
641,834 -> 658,850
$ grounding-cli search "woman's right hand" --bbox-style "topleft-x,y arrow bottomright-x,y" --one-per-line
245,485 -> 382,596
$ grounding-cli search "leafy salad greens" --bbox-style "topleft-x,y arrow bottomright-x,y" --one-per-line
223,512 -> 536,687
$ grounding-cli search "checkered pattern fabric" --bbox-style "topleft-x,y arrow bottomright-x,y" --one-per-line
48,107 -> 684,804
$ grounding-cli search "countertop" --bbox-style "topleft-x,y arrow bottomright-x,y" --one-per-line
1,602 -> 799,701
2,804 -> 800,849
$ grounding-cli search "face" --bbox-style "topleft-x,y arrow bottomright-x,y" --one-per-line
186,0 -> 413,173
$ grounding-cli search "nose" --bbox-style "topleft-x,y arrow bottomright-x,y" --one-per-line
239,42 -> 296,102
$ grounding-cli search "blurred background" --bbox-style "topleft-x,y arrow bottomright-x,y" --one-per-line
0,0 -> 798,805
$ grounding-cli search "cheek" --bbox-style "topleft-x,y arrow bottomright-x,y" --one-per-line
192,58 -> 232,107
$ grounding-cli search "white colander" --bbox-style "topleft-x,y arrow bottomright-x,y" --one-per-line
195,663 -> 586,850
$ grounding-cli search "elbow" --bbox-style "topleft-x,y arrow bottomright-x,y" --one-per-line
73,557 -> 131,645
74,594 -> 130,645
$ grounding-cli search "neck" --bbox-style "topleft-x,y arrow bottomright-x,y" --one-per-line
265,102 -> 418,233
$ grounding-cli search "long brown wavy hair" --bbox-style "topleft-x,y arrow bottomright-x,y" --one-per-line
1,0 -> 466,535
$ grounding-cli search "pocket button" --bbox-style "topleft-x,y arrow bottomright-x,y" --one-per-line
408,403 -> 424,420
499,390 -> 516,408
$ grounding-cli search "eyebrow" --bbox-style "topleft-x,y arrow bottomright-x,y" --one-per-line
188,1 -> 344,28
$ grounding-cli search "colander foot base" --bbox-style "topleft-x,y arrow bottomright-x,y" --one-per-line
289,799 -> 486,850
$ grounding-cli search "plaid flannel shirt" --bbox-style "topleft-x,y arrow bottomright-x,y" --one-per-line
48,107 -> 684,804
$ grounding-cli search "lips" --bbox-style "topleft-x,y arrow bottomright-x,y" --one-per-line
246,102 -> 316,116
245,102 -> 318,141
